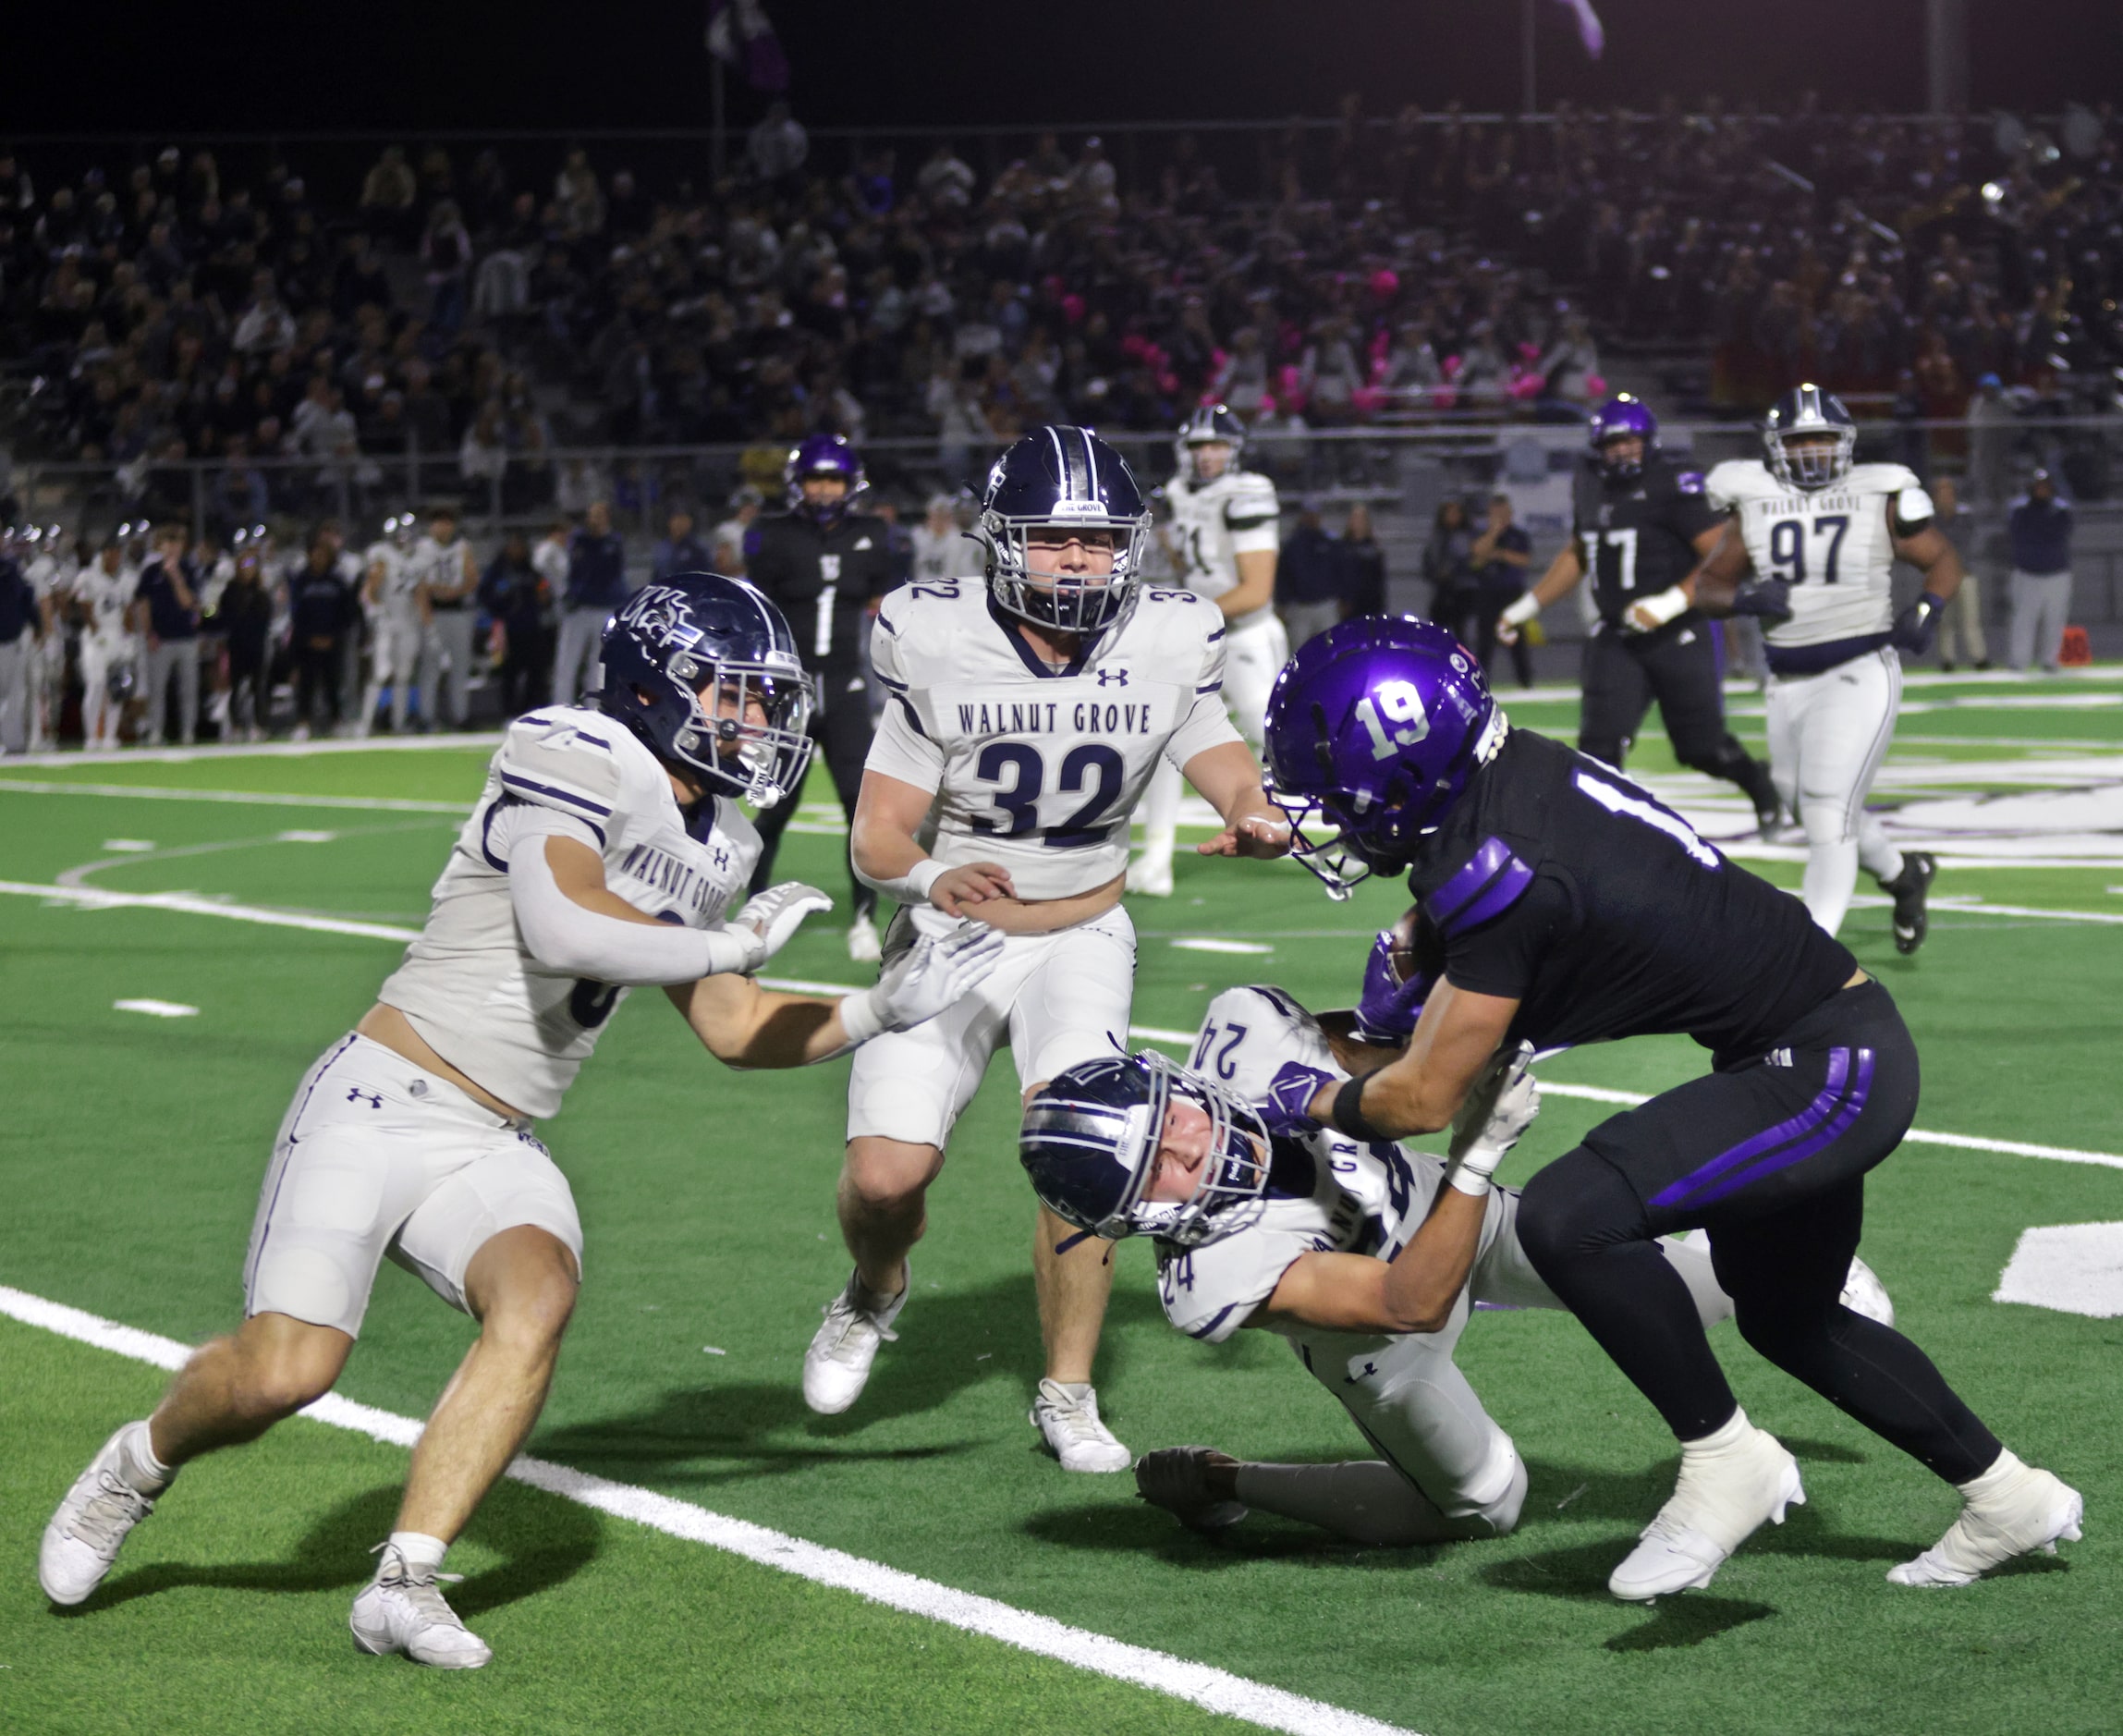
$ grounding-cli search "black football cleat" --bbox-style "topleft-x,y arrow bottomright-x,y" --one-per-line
1879,851 -> 1937,954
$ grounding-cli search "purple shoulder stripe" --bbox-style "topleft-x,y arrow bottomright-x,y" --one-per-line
1427,835 -> 1535,937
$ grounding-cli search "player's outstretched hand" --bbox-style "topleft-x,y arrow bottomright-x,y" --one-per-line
1731,576 -> 1794,623
931,861 -> 1016,916
731,881 -> 834,970
1262,1060 -> 1335,1138
1198,812 -> 1293,860
1890,593 -> 1945,654
873,922 -> 1007,1032
1446,1042 -> 1540,1193
1353,929 -> 1434,1048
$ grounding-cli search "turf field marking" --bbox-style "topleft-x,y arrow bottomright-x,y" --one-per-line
6,879 -> 2118,1173
1171,937 -> 1275,955
55,821 -> 450,891
6,733 -> 504,769
0,778 -> 468,813
113,999 -> 199,1018
0,1282 -> 1421,1736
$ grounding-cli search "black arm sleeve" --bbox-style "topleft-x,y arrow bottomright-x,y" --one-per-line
1440,874 -> 1570,1001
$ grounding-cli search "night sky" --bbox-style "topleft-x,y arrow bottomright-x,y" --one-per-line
8,0 -> 2122,137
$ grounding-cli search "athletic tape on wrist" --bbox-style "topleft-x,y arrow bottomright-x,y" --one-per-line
872,858 -> 947,909
836,984 -> 889,1046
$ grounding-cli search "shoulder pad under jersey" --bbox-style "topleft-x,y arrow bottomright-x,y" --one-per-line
494,711 -> 628,845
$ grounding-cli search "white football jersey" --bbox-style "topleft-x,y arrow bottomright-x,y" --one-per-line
72,562 -> 137,643
365,543 -> 421,622
406,533 -> 475,601
1155,986 -> 1448,1345
1705,459 -> 1932,647
27,553 -> 68,612
1163,466 -> 1279,630
865,580 -> 1241,901
377,707 -> 762,1119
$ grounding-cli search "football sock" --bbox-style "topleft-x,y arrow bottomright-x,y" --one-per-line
1517,1150 -> 1741,1440
1858,814 -> 1903,885
1800,830 -> 1860,935
118,1420 -> 173,1496
1235,1461 -> 1481,1547
388,1531 -> 450,1576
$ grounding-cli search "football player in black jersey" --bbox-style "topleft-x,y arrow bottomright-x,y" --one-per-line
1263,616 -> 2080,1603
1496,395 -> 1783,835
744,434 -> 900,961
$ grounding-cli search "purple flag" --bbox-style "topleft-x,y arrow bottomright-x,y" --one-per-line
1553,0 -> 1605,58
706,0 -> 791,92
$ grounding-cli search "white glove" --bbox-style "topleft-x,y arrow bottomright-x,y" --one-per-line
1446,1042 -> 1541,1197
728,881 -> 834,972
838,922 -> 1006,1045
1624,585 -> 1691,634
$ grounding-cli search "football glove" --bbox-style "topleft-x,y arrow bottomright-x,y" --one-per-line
1353,929 -> 1433,1048
730,880 -> 833,972
1730,576 -> 1794,623
1262,1060 -> 1336,1139
872,923 -> 1006,1032
1445,1043 -> 1541,1197
1891,593 -> 1948,655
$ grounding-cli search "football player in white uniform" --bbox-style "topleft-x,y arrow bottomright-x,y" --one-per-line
73,538 -> 140,752
410,507 -> 480,730
39,575 -> 1002,1666
22,525 -> 69,750
1129,405 -> 1284,897
807,426 -> 1291,1471
1693,386 -> 1963,949
360,513 -> 425,735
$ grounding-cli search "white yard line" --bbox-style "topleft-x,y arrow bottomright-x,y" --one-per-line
0,1283 -> 1415,1736
0,778 -> 469,813
3,879 -> 2118,1170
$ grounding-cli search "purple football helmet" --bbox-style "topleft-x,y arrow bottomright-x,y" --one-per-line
1588,393 -> 1658,481
784,433 -> 865,522
1263,616 -> 1504,900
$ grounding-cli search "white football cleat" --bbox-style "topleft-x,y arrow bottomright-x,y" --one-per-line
846,918 -> 883,965
349,1544 -> 491,1669
1888,1450 -> 2083,1588
1031,1379 -> 1132,1473
1125,854 -> 1174,899
1839,1254 -> 1895,1327
802,1267 -> 909,1415
1135,1447 -> 1248,1533
1609,1413 -> 1803,1601
40,1422 -> 161,1607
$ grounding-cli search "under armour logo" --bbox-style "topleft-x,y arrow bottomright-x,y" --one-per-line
347,1087 -> 382,1108
712,846 -> 731,871
1095,667 -> 1129,687
1345,1360 -> 1379,1385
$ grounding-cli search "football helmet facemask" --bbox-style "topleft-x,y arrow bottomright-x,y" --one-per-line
976,425 -> 1152,637
1763,384 -> 1858,491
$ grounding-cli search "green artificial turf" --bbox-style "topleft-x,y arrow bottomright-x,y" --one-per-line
4,678 -> 2121,1735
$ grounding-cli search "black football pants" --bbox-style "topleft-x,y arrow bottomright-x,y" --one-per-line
749,670 -> 877,923
1579,621 -> 1774,806
1515,981 -> 2002,1484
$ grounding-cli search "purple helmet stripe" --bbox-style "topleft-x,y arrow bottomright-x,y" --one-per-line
1647,1048 -> 1875,1210
1428,836 -> 1534,937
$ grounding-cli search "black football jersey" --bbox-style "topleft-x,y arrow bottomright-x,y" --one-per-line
743,510 -> 897,673
1406,728 -> 1854,1057
1570,456 -> 1724,629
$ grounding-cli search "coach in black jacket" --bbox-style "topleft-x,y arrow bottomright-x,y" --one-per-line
744,434 -> 897,959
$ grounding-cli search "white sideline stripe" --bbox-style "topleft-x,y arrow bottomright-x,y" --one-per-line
0,778 -> 465,813
6,879 -> 2117,1171
0,1284 -> 1417,1736
1535,1082 -> 2123,1171
6,733 -> 503,769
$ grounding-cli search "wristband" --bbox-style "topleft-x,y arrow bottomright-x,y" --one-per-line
864,857 -> 948,909
1500,593 -> 1540,628
836,984 -> 889,1047
1919,592 -> 1948,617
1445,1160 -> 1493,1198
1331,1072 -> 1390,1143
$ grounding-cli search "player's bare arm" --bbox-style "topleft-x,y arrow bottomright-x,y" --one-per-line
1303,977 -> 1519,1139
1182,740 -> 1293,859
1217,546 -> 1276,620
1495,540 -> 1584,645
1255,1191 -> 1491,1337
1892,517 -> 1965,602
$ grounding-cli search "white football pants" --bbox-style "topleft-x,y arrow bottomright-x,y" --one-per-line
78,633 -> 129,750
1765,646 -> 1906,937
363,613 -> 424,732
1248,1197 -> 1734,1545
1136,613 -> 1287,874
